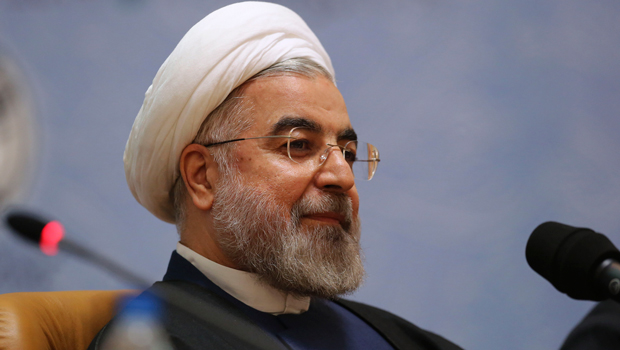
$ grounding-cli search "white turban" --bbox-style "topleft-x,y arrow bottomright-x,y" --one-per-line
124,1 -> 335,223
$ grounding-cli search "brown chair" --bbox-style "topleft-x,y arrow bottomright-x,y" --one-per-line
0,290 -> 139,350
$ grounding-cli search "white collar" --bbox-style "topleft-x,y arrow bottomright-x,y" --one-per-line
176,242 -> 310,315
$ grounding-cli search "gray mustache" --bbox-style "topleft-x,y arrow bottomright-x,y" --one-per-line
291,193 -> 354,229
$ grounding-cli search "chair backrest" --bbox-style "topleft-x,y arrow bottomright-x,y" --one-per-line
0,289 -> 139,350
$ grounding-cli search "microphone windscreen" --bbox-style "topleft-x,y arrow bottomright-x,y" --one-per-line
526,221 -> 620,301
5,211 -> 46,243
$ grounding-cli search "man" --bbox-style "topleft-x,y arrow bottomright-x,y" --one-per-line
89,2 -> 462,349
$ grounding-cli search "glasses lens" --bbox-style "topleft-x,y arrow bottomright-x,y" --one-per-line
351,142 -> 379,181
287,127 -> 320,164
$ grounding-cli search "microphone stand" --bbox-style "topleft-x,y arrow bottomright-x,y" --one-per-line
59,238 -> 151,287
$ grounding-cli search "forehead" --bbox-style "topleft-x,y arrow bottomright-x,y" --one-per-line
239,74 -> 352,136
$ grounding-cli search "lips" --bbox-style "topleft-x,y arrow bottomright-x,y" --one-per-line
303,212 -> 346,225
292,193 -> 354,231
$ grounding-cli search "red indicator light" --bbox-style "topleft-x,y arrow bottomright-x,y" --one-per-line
40,221 -> 64,256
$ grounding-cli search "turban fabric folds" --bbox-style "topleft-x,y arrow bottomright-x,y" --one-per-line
124,2 -> 335,223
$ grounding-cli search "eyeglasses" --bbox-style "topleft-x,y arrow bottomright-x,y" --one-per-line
201,127 -> 380,180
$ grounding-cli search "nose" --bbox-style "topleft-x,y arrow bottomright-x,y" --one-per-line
314,146 -> 355,193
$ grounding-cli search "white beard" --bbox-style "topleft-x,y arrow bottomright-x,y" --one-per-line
211,173 -> 365,299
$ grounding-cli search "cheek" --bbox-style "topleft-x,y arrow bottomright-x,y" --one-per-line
234,146 -> 263,174
235,149 -> 312,201
266,167 -> 311,202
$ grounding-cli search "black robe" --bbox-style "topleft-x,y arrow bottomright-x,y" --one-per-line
89,251 -> 462,350
561,299 -> 620,349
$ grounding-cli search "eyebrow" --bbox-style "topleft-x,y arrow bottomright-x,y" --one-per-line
338,128 -> 357,141
270,115 -> 358,141
270,116 -> 322,135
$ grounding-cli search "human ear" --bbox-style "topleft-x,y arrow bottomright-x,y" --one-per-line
179,144 -> 219,211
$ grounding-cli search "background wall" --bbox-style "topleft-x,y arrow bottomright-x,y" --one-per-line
1,1 -> 619,349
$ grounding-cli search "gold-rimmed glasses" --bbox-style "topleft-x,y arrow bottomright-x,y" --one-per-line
201,127 -> 380,180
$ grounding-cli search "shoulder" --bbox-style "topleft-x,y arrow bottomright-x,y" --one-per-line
561,300 -> 620,350
90,281 -> 285,350
335,299 -> 464,350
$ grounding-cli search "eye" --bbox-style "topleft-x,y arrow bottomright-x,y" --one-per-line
287,138 -> 315,160
342,141 -> 358,163
288,139 -> 311,151
343,148 -> 357,163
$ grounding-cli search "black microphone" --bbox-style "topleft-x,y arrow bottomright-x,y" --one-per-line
526,221 -> 620,302
5,210 -> 151,287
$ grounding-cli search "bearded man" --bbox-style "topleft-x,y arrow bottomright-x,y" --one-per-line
89,2 -> 462,350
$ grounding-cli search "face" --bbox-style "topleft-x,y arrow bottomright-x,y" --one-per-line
231,74 -> 360,220
210,74 -> 364,298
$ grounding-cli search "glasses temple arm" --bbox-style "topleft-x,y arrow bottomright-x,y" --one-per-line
202,135 -> 294,148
